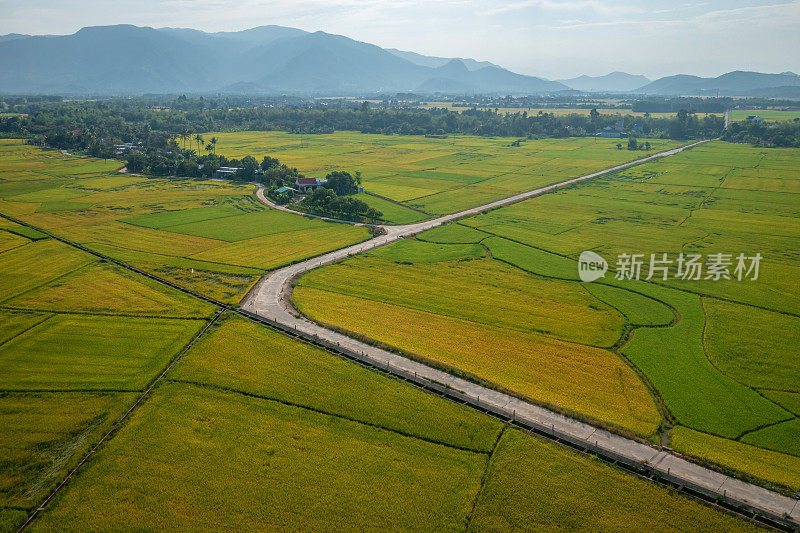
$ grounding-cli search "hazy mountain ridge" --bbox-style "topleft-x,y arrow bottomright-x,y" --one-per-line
385,48 -> 498,71
636,70 -> 800,95
0,24 -> 567,95
0,25 -> 796,97
558,72 -> 650,92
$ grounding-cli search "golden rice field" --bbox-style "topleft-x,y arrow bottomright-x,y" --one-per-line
0,136 -> 769,531
27,316 -> 757,531
0,140 -> 369,303
208,131 -> 682,217
293,140 -> 800,490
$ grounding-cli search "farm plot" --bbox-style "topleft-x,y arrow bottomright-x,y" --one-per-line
729,109 -> 800,122
0,215 -> 222,531
0,140 -> 369,303
209,131 -> 681,217
469,428 -> 758,532
293,240 -> 661,437
293,141 -> 800,489
32,315 -> 757,531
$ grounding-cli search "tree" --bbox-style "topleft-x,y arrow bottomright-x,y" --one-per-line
126,152 -> 147,173
261,155 -> 280,171
323,171 -> 358,195
210,137 -> 217,154
237,155 -> 259,180
644,141 -> 651,151
627,137 -> 638,150
616,143 -> 623,150
195,134 -> 204,153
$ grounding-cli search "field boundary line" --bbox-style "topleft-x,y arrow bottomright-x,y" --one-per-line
165,378 -> 494,455
699,298 -> 797,423
16,310 -> 224,532
469,223 -> 800,320
241,137 -> 800,531
465,424 -> 508,532
0,305 -> 214,321
0,313 -> 53,350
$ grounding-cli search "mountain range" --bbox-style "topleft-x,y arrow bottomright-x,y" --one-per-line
558,72 -> 651,92
0,24 -> 567,95
0,25 -> 797,98
635,71 -> 800,96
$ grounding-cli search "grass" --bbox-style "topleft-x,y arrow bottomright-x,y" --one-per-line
5,226 -> 48,241
294,286 -> 660,436
0,314 -> 206,390
297,254 -> 625,347
291,139 -> 800,481
469,428 -> 760,532
0,239 -> 95,303
30,315 -> 757,531
620,283 -> 789,440
208,131 -> 682,215
0,392 -> 136,508
0,138 -> 772,531
729,109 -> 800,122
703,299 -> 800,392
354,192 -> 429,224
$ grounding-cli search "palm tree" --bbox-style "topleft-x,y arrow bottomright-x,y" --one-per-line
195,134 -> 204,153
210,137 -> 217,155
180,128 -> 190,150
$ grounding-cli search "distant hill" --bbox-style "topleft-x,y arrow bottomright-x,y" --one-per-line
0,24 -> 568,96
0,33 -> 29,43
558,72 -> 650,92
636,71 -> 800,96
385,48 -> 498,71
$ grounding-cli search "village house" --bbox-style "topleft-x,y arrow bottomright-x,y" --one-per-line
295,176 -> 326,192
214,166 -> 240,179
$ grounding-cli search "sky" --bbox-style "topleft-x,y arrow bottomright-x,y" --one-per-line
1,0 -> 799,80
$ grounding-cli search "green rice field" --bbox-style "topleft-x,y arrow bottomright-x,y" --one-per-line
0,140 -> 370,303
0,134 -> 783,530
28,316 -> 757,532
293,141 -> 800,490
208,131 -> 681,218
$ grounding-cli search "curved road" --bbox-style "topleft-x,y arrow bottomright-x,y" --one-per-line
242,140 -> 800,529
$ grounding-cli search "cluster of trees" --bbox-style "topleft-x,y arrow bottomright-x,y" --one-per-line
615,138 -> 652,151
0,97 -> 728,155
124,140 -> 305,186
296,187 -> 381,223
724,120 -> 800,148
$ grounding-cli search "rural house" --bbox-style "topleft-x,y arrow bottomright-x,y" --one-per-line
214,166 -> 240,179
295,176 -> 326,192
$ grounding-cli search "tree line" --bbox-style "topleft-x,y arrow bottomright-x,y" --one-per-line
0,97 -> 727,159
723,119 -> 800,148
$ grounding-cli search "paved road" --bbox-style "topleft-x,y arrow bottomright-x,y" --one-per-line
243,139 -> 800,528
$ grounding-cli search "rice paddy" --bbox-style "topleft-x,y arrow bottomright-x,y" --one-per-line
292,140 -> 800,490
28,315 -> 758,531
0,135 -> 773,530
0,140 -> 370,304
208,131 -> 682,218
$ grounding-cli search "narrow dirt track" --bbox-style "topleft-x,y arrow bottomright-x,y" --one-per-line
244,139 -> 800,530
